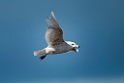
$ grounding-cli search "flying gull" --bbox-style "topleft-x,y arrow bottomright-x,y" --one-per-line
34,12 -> 80,60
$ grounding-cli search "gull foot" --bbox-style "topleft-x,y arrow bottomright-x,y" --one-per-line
39,55 -> 46,60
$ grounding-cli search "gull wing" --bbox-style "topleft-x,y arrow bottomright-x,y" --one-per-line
45,12 -> 64,46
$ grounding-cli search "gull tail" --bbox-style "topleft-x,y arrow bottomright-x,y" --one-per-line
46,11 -> 59,26
34,49 -> 45,56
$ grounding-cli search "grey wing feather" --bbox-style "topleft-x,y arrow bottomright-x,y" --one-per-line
46,12 -> 58,27
45,12 -> 64,46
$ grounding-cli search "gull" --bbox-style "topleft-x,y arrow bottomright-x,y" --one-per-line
34,12 -> 80,60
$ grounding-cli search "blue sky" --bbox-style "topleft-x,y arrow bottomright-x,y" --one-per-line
0,0 -> 124,83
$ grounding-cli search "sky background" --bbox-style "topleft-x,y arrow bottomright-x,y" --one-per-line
0,0 -> 124,83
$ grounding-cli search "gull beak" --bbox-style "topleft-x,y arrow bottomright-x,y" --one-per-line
72,45 -> 80,52
75,45 -> 80,52
78,45 -> 80,48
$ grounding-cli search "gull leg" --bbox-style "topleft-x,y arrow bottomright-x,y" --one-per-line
39,54 -> 47,61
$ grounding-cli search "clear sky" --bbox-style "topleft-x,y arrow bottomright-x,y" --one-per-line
0,0 -> 124,83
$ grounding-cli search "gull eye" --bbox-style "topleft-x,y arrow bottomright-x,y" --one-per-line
71,44 -> 74,45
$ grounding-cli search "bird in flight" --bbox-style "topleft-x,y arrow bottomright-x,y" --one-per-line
34,12 -> 80,60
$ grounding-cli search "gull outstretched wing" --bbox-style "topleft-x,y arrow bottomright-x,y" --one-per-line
45,12 -> 64,46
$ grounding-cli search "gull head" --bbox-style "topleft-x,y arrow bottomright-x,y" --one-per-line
65,41 -> 80,52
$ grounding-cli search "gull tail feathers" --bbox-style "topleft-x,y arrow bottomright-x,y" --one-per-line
34,49 -> 45,56
46,11 -> 59,26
